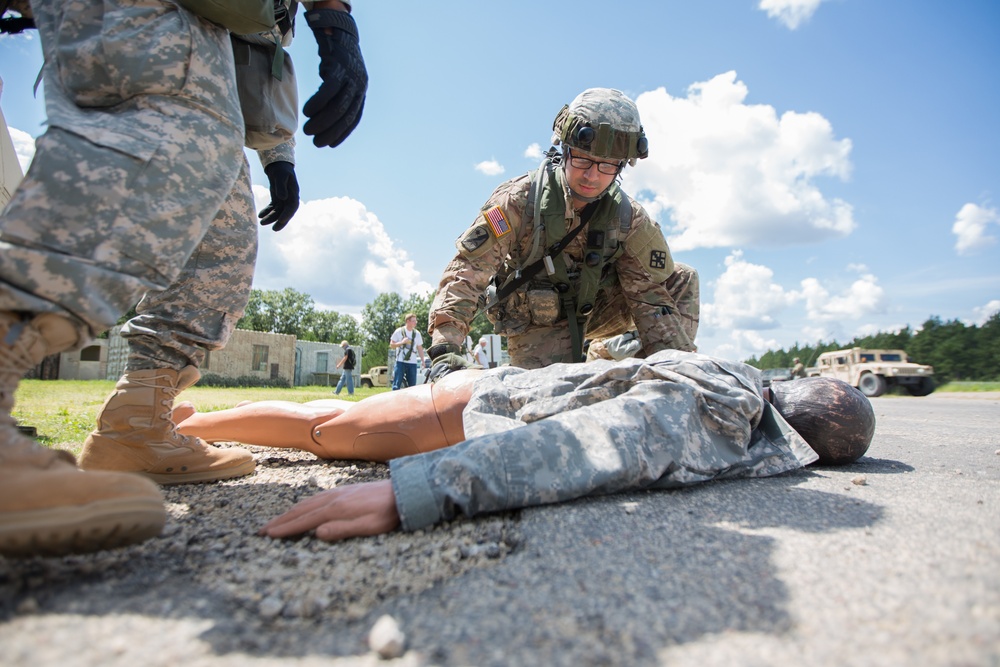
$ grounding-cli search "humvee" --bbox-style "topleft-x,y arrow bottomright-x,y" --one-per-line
808,348 -> 935,397
359,366 -> 389,388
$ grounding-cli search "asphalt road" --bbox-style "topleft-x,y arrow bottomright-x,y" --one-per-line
1,392 -> 998,666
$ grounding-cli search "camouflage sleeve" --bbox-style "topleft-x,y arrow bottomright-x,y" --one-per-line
617,204 -> 697,354
256,137 -> 295,167
428,175 -> 532,348
389,351 -> 816,531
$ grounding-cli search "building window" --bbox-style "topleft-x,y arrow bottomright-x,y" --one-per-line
252,344 -> 269,372
316,351 -> 329,373
80,345 -> 101,362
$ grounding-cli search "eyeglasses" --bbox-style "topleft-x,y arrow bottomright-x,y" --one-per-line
567,151 -> 623,175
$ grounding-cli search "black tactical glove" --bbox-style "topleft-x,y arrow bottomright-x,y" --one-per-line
426,342 -> 462,362
258,161 -> 300,232
427,353 -> 473,384
302,8 -> 367,148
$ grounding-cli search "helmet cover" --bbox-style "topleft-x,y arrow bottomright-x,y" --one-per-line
552,88 -> 649,165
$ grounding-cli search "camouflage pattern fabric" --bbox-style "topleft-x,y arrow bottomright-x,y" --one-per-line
428,172 -> 699,368
120,156 -> 257,370
0,0 -> 244,344
390,350 -> 818,531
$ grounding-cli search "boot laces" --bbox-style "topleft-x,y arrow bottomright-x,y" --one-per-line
129,370 -> 192,446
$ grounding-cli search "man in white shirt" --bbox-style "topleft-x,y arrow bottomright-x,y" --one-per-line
389,313 -> 425,390
475,338 -> 490,368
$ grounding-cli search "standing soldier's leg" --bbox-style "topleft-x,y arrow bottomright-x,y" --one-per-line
80,160 -> 258,484
0,0 -> 244,556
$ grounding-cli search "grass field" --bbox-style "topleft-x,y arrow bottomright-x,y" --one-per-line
12,379 -> 387,454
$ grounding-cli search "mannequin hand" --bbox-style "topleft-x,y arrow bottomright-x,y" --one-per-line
260,480 -> 400,542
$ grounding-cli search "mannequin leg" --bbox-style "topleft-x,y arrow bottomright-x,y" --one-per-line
177,400 -> 353,457
177,370 -> 483,463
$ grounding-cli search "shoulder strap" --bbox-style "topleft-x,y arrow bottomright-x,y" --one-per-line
618,192 -> 633,235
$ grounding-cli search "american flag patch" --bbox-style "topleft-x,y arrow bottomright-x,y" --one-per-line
483,206 -> 511,238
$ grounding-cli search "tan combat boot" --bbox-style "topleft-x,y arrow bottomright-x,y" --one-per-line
80,366 -> 256,484
0,312 -> 166,557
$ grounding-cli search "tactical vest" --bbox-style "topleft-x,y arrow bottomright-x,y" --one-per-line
492,159 -> 633,360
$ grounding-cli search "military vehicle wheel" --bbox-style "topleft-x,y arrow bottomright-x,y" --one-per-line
906,377 -> 935,396
858,373 -> 887,397
360,378 -> 373,388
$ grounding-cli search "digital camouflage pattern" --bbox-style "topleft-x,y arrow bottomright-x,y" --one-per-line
120,156 -> 258,371
0,0 -> 244,343
390,350 -> 818,531
428,170 -> 699,369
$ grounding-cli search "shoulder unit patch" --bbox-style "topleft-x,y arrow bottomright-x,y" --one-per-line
649,249 -> 668,270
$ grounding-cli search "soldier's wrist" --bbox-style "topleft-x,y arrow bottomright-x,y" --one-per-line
427,343 -> 461,361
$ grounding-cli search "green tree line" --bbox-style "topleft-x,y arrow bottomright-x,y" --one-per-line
235,287 -> 494,372
745,313 -> 1000,384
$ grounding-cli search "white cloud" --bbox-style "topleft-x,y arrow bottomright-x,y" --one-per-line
251,186 -> 433,312
701,251 -> 799,331
971,299 -> 1000,326
798,272 -> 885,321
474,159 -> 505,176
1,127 -> 35,172
699,252 -> 892,358
952,202 -> 998,254
524,143 -> 544,160
624,72 -> 854,252
758,0 -> 826,30
9,126 -> 34,174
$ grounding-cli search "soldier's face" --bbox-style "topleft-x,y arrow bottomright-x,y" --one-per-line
564,149 -> 620,204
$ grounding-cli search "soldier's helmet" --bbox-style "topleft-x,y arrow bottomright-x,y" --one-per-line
551,88 -> 649,166
770,377 -> 876,465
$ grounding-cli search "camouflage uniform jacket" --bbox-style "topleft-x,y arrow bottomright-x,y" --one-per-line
428,168 -> 690,356
389,350 -> 818,531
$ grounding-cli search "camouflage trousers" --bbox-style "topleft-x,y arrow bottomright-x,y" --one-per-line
0,0 -> 244,347
508,262 -> 701,369
120,157 -> 256,371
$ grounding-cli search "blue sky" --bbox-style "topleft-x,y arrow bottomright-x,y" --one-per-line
2,0 -> 998,361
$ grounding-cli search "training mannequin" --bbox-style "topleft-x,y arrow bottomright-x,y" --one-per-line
176,365 -> 872,467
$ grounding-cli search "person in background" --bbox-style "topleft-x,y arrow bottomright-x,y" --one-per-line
334,340 -> 356,396
474,338 -> 490,368
389,314 -> 425,390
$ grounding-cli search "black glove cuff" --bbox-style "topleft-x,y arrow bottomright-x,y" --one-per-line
427,343 -> 461,361
264,161 -> 295,177
304,8 -> 358,39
